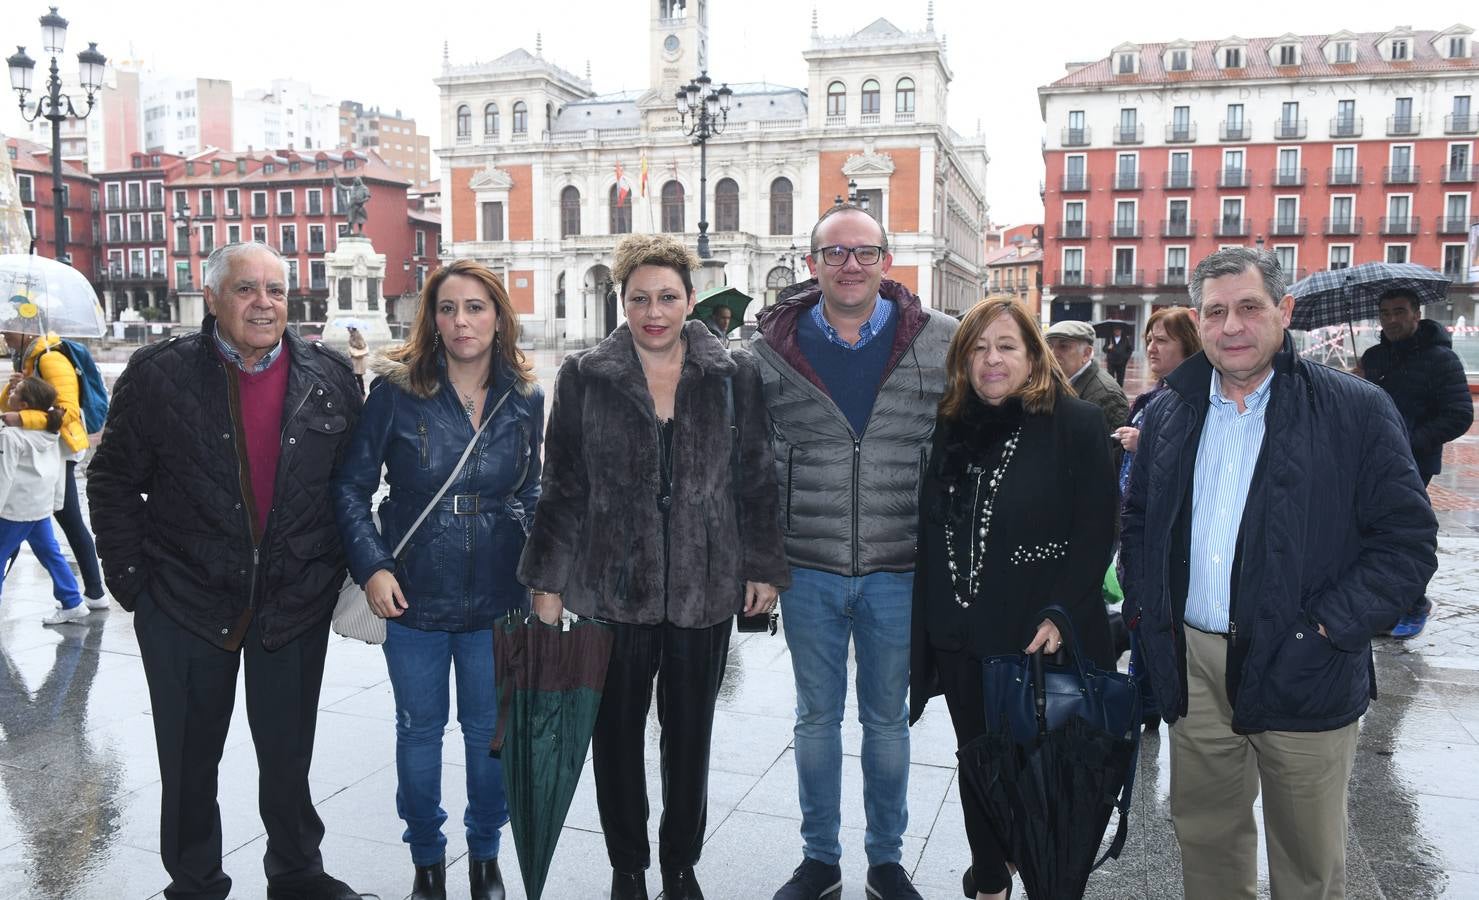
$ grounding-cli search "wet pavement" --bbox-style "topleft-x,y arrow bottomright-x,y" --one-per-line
0,351 -> 1476,898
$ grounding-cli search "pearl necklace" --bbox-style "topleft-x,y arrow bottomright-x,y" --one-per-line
942,427 -> 1022,609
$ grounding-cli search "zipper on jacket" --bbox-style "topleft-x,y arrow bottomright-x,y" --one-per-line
417,420 -> 429,467
851,436 -> 861,574
785,445 -> 795,532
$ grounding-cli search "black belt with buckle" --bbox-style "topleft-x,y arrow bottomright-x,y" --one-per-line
450,494 -> 483,515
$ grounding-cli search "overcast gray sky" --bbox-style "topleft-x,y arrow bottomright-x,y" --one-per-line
3,0 -> 1474,225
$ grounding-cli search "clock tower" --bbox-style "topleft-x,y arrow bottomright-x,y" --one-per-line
650,0 -> 709,99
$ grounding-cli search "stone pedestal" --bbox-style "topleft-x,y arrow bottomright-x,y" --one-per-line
695,256 -> 730,295
323,236 -> 393,347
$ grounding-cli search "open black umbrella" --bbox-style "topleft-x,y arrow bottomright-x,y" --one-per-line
490,614 -> 614,900
1091,320 -> 1135,340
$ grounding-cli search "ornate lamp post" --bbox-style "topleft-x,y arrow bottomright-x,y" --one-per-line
675,71 -> 732,259
7,6 -> 105,266
834,178 -> 871,212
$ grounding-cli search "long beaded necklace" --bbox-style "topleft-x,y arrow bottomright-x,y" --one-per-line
942,427 -> 1022,609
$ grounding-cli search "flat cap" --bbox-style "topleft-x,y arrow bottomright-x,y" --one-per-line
1043,320 -> 1096,343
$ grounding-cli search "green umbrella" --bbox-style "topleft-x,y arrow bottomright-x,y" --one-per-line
689,284 -> 752,334
490,614 -> 614,899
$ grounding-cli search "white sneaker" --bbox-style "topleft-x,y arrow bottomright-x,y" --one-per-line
84,594 -> 111,611
42,604 -> 91,626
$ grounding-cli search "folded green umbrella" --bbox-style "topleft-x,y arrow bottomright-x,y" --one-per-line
491,614 -> 614,900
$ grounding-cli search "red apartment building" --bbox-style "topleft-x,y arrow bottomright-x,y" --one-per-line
7,136 -> 100,283
1039,25 -> 1479,337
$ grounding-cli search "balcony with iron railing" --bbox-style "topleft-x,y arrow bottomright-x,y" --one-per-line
1050,269 -> 1090,288
1220,121 -> 1251,141
1274,118 -> 1308,140
1439,216 -> 1478,234
1380,216 -> 1420,235
1110,219 -> 1144,239
1219,168 -> 1251,188
1269,217 -> 1308,237
1112,124 -> 1144,145
1157,268 -> 1188,286
1058,221 -> 1091,239
1060,174 -> 1091,193
1327,166 -> 1364,186
1061,126 -> 1091,147
1324,216 -> 1364,236
1103,268 -> 1146,287
1272,167 -> 1307,187
1384,165 -> 1420,185
1443,164 -> 1476,183
1112,171 -> 1143,191
1215,218 -> 1249,237
1445,113 -> 1477,135
1160,218 -> 1197,237
223,207 -> 241,220
1165,123 -> 1197,143
1330,116 -> 1363,138
1163,169 -> 1197,190
1386,115 -> 1422,137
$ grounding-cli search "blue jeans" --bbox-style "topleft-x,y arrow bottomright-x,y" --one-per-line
781,567 -> 913,867
382,621 -> 508,866
0,516 -> 83,609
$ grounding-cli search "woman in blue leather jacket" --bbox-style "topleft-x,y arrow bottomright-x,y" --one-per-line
332,259 -> 542,900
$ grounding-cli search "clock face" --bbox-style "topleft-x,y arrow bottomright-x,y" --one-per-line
664,34 -> 680,53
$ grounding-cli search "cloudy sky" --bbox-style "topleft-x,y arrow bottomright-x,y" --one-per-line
3,0 -> 1474,225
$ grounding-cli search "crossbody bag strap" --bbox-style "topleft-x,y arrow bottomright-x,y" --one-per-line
390,384 -> 515,558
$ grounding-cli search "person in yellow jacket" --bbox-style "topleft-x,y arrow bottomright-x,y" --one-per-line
1,324 -> 107,608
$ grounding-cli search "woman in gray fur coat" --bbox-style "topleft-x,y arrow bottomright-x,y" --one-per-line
518,234 -> 789,900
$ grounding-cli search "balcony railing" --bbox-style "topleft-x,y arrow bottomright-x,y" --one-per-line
223,208 -> 241,220
1220,121 -> 1250,141
1112,172 -> 1143,190
1327,166 -> 1364,186
1112,124 -> 1145,145
1383,165 -> 1420,185
1160,218 -> 1197,237
1165,123 -> 1197,143
281,241 -> 297,255
1330,116 -> 1363,138
1445,113 -> 1478,135
171,246 -> 190,257
250,205 -> 269,218
1157,268 -> 1188,286
1274,118 -> 1307,139
1110,219 -> 1144,239
1058,221 -> 1090,239
278,206 -> 295,217
1051,269 -> 1089,288
1386,115 -> 1421,136
1324,216 -> 1364,236
1061,127 -> 1091,147
308,240 -> 326,253
1379,216 -> 1420,235
1268,217 -> 1307,237
1216,218 -> 1249,237
1163,169 -> 1196,190
1103,268 -> 1145,287
1061,174 -> 1091,192
1219,168 -> 1251,188
1443,164 -> 1476,183
1272,167 -> 1307,187
1438,216 -> 1477,234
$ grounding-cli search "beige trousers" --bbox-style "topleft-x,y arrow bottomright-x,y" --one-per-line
1170,626 -> 1359,900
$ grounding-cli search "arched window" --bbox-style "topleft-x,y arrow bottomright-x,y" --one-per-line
560,185 -> 581,237
861,79 -> 881,116
608,184 -> 631,234
895,77 -> 915,115
826,81 -> 846,117
456,105 -> 471,137
765,265 -> 795,307
714,178 -> 739,232
661,181 -> 685,233
769,177 -> 793,236
512,101 -> 528,134
483,103 -> 499,137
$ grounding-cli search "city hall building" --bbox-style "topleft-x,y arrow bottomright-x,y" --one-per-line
435,0 -> 989,346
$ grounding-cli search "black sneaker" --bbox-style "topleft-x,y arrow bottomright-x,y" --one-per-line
773,858 -> 843,900
265,873 -> 379,900
865,862 -> 922,900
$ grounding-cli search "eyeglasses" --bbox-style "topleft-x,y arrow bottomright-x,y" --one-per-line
812,245 -> 885,267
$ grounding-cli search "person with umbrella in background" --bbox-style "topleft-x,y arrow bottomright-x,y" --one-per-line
1102,325 -> 1133,387
705,305 -> 733,342
1358,288 -> 1473,639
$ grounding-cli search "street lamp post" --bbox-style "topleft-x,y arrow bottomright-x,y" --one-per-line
675,71 -> 732,259
7,6 -> 105,266
834,179 -> 871,212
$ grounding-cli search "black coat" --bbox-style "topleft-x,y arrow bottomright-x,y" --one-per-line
1358,319 -> 1473,479
87,319 -> 363,651
909,392 -> 1118,725
1120,339 -> 1438,734
517,321 -> 790,628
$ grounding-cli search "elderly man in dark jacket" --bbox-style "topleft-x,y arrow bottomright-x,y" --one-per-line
87,243 -> 375,900
1121,248 -> 1437,900
1359,289 -> 1474,638
1045,319 -> 1128,467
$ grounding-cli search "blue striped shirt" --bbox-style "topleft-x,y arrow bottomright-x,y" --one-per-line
1185,369 -> 1275,633
810,295 -> 894,350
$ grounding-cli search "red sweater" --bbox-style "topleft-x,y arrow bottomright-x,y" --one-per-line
230,346 -> 291,537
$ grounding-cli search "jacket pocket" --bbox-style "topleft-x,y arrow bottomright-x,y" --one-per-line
286,523 -> 341,560
1263,622 -> 1363,721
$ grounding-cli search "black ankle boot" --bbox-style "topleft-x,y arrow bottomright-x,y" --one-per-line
469,857 -> 504,900
611,870 -> 649,900
410,858 -> 446,900
660,867 -> 704,900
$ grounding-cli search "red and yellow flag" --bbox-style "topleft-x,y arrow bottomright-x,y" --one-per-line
639,154 -> 649,198
615,162 -> 629,207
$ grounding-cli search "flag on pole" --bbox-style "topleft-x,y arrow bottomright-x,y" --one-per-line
639,154 -> 649,198
615,162 -> 630,207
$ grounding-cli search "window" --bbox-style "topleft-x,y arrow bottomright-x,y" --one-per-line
306,189 -> 322,216
21,208 -> 34,238
1333,145 -> 1356,181
1282,101 -> 1299,125
1118,108 -> 1139,142
1116,152 -> 1139,189
198,189 -> 214,217
861,80 -> 880,116
1275,246 -> 1297,278
484,103 -> 499,137
1335,41 -> 1353,63
106,214 -> 122,242
17,174 -> 34,203
105,183 -> 121,208
511,102 -> 527,134
127,214 -> 143,241
661,181 -> 684,233
1278,147 -> 1299,175
285,259 -> 300,291
713,178 -> 739,232
1064,201 -> 1085,237
1386,244 -> 1409,263
1390,39 -> 1409,61
895,77 -> 915,115
481,202 -> 504,241
1222,198 -> 1243,230
1224,47 -> 1243,68
827,82 -> 845,117
1063,248 -> 1084,283
1275,197 -> 1299,230
252,191 -> 268,216
1391,144 -> 1413,179
1117,53 -> 1135,74
1168,198 -> 1189,225
1451,37 -> 1468,59
277,190 -> 294,216
151,213 -> 165,242
1278,44 -> 1297,66
252,225 -> 267,243
1170,106 -> 1191,140
310,259 -> 327,290
1169,50 -> 1188,71
280,224 -> 297,253
129,249 -> 145,276
1329,245 -> 1352,269
1388,195 -> 1411,226
1443,244 -> 1468,277
1114,200 -> 1137,236
199,224 -> 215,254
609,184 -> 631,234
1225,103 -> 1245,139
174,223 -> 190,252
307,224 -> 324,253
1165,248 -> 1189,283
456,105 -> 470,137
1336,100 -> 1356,132
1393,97 -> 1414,133
560,185 -> 581,237
1065,154 -> 1087,190
1114,248 -> 1136,283
414,229 -> 426,256
224,188 -> 239,215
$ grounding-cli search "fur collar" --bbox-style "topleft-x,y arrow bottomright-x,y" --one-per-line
578,320 -> 738,416
370,350 -> 536,400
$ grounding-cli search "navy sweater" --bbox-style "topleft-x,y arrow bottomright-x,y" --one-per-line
798,306 -> 898,436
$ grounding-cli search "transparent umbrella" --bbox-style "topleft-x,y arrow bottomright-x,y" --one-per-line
0,255 -> 106,338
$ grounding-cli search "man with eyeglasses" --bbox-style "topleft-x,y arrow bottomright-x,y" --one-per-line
751,204 -> 956,900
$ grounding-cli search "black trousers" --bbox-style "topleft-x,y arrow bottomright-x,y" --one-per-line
1107,358 -> 1128,386
57,459 -> 104,598
592,618 -> 731,873
935,646 -> 1014,895
134,590 -> 331,900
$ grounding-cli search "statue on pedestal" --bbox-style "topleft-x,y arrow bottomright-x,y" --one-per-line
333,173 -> 371,234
